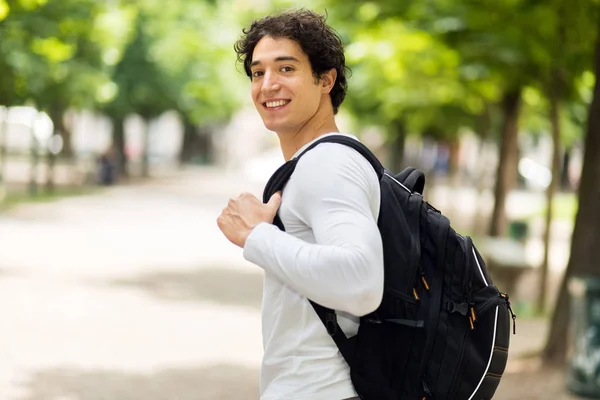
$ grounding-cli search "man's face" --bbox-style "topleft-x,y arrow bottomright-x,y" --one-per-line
250,36 -> 325,134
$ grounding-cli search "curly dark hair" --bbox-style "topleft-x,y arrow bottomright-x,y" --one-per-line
234,9 -> 348,115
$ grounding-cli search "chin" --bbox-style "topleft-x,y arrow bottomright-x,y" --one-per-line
262,120 -> 283,133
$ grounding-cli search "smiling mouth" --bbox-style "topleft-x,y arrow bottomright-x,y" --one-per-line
263,100 -> 290,109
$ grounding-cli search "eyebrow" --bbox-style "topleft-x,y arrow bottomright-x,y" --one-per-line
250,56 -> 300,68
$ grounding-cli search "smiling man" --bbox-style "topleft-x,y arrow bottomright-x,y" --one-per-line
217,9 -> 384,400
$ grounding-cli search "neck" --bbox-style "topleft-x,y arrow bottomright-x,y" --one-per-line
277,105 -> 340,161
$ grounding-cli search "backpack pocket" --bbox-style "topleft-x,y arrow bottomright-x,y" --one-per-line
352,316 -> 400,400
448,286 -> 511,400
390,295 -> 426,397
352,290 -> 425,399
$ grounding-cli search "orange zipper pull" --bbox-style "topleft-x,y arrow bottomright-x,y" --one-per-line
418,266 -> 430,291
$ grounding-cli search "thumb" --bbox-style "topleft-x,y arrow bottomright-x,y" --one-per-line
267,191 -> 282,212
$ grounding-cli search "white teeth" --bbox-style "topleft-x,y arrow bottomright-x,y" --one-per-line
265,100 -> 288,108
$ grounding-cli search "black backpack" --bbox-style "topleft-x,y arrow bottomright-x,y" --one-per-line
262,135 -> 517,400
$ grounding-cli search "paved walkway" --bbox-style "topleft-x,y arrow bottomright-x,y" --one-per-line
0,166 -> 577,399
0,167 -> 267,399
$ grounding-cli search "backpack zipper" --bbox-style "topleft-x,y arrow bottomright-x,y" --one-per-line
449,299 -> 512,397
500,292 -> 517,334
418,265 -> 430,291
448,242 -> 474,395
413,265 -> 430,301
466,281 -> 475,330
447,312 -> 471,397
476,296 -> 503,317
471,293 -> 517,335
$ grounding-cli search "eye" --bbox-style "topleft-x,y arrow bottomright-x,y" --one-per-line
251,70 -> 264,78
280,66 -> 294,72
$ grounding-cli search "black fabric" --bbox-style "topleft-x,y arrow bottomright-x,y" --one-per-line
262,135 -> 515,399
394,167 -> 425,195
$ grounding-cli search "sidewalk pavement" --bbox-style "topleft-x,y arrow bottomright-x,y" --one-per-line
0,166 -> 578,399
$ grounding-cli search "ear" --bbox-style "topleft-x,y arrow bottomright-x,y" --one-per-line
320,68 -> 337,94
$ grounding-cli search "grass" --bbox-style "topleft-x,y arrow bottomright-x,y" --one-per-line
548,192 -> 578,221
513,300 -> 550,319
0,184 -> 99,211
530,192 -> 578,223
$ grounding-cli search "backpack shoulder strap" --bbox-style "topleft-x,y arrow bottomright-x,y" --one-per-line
263,134 -> 384,204
262,134 -> 384,369
302,134 -> 384,180
302,135 -> 427,194
262,157 -> 298,204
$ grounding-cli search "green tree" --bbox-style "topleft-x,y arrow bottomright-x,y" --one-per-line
323,12 -> 492,174
144,0 -> 246,165
104,0 -> 246,169
0,0 -> 118,194
1,0 -> 113,158
101,13 -> 174,178
544,11 -> 600,364
323,0 -> 587,237
531,0 -> 596,314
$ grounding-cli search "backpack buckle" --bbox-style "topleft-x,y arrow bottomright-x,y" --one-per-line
447,301 -> 468,316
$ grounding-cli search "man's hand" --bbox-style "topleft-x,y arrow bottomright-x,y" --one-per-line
217,191 -> 282,248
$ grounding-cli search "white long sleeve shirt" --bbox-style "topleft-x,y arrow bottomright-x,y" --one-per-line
243,133 -> 384,400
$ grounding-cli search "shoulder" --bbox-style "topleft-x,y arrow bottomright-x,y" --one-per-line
292,139 -> 379,193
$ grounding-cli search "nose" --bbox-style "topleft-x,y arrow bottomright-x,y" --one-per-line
261,71 -> 281,95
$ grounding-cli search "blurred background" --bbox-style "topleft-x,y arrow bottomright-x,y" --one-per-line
0,0 -> 599,398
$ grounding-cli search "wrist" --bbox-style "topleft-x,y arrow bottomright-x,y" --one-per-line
242,222 -> 265,248
242,222 -> 276,264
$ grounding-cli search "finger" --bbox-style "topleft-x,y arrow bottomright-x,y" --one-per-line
267,191 -> 282,211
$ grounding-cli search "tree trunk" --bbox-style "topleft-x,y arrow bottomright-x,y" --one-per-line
53,109 -> 73,159
179,117 -> 197,166
112,117 -> 128,178
561,147 -> 571,190
141,119 -> 150,178
46,107 -> 65,194
388,119 -> 406,174
543,28 -> 600,364
45,150 -> 55,194
0,107 -> 7,193
28,114 -> 39,197
489,89 -> 522,237
197,125 -> 213,165
538,94 -> 562,314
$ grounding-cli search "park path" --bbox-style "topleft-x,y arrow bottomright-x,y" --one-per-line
0,166 -> 577,399
0,167 -> 267,399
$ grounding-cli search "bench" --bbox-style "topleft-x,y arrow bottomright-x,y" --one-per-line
477,237 -> 534,296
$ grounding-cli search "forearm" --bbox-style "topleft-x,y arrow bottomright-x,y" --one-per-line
244,222 -> 383,316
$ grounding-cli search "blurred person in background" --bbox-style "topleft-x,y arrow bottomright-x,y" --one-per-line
217,9 -> 384,400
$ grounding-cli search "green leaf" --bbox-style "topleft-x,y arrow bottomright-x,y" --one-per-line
0,0 -> 9,21
31,37 -> 75,63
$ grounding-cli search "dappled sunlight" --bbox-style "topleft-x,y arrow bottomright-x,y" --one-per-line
0,0 -> 599,398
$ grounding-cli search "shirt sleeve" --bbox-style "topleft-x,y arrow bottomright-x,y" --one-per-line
243,144 -> 384,317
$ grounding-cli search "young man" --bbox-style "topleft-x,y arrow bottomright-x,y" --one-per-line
217,9 -> 384,400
